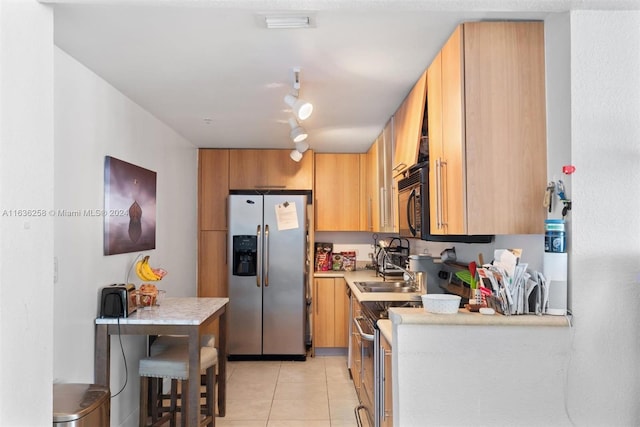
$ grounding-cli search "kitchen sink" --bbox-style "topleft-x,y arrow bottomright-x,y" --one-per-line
354,281 -> 417,293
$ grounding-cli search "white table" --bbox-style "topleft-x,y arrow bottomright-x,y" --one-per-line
95,297 -> 229,426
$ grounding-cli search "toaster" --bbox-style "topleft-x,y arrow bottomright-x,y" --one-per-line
99,284 -> 137,318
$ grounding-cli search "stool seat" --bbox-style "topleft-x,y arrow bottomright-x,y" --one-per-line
140,346 -> 218,380
139,344 -> 217,427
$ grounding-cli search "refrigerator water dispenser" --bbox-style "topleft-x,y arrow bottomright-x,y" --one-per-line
232,235 -> 257,276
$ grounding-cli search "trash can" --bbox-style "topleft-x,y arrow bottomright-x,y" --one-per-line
53,383 -> 110,426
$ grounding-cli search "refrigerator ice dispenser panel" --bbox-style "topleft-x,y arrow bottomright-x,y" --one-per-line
232,235 -> 257,276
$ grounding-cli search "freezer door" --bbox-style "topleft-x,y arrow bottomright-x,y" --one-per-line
262,195 -> 307,355
228,195 -> 264,355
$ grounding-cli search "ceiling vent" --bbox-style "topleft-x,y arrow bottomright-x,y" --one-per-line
264,15 -> 312,29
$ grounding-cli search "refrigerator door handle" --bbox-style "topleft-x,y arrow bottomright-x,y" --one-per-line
264,224 -> 269,287
256,225 -> 262,287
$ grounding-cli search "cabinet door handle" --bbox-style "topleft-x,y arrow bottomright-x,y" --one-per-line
264,224 -> 269,287
380,187 -> 387,227
408,188 -> 417,237
436,158 -> 447,229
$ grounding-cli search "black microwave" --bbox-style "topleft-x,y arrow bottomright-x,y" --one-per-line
397,163 -> 493,243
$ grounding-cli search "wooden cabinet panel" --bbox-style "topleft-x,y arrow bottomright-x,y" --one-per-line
313,278 -> 335,348
313,278 -> 349,348
393,69 -> 427,177
314,153 -> 361,231
359,153 -> 369,231
199,149 -> 229,231
440,24 -> 466,235
362,138 -> 380,232
334,280 -> 349,347
198,230 -> 227,338
361,124 -> 395,233
229,149 -> 313,190
382,119 -> 397,233
428,22 -> 547,236
463,21 -> 547,234
198,231 -> 227,298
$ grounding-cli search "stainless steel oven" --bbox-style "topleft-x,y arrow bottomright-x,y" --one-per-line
354,300 -> 418,427
353,309 -> 375,426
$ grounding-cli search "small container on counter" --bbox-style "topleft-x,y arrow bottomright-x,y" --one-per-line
544,219 -> 566,253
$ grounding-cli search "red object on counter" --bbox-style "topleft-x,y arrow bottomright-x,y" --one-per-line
562,165 -> 576,174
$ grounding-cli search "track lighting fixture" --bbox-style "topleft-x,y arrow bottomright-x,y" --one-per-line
284,67 -> 313,162
288,118 -> 308,143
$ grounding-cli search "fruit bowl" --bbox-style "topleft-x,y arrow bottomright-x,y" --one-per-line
135,255 -> 167,282
138,291 -> 156,308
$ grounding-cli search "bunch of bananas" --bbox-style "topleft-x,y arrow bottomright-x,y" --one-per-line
135,256 -> 167,281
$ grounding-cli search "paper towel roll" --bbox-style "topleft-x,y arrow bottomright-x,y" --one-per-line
543,252 -> 568,313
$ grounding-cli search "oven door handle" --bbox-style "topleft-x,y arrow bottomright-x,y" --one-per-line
353,316 -> 375,342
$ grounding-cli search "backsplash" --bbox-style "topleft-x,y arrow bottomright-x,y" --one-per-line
314,231 -> 545,271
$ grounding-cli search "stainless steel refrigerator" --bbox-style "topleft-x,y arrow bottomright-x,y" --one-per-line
227,194 -> 308,359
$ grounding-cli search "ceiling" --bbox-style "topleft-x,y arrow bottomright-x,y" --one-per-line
49,1 -> 602,153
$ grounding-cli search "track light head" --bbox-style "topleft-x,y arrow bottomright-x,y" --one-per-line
288,118 -> 308,143
290,149 -> 303,162
294,140 -> 309,153
284,94 -> 313,121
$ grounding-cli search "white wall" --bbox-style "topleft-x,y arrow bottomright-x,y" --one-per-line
567,10 -> 640,425
53,48 -> 198,426
0,2 -> 54,426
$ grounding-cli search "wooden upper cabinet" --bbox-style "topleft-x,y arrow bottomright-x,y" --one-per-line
359,153 -> 369,231
392,69 -> 427,177
229,149 -> 313,190
428,21 -> 547,236
199,149 -> 229,231
314,153 -> 361,231
362,138 -> 381,232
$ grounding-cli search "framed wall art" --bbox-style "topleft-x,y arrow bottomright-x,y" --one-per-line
104,156 -> 157,255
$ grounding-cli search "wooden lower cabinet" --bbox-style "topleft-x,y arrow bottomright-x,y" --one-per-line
380,332 -> 393,427
198,230 -> 227,337
313,278 -> 349,348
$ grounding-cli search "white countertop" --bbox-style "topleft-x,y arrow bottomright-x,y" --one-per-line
377,319 -> 392,343
388,307 -> 571,327
95,297 -> 229,325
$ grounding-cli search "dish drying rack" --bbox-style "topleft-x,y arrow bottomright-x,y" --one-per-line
375,237 -> 410,281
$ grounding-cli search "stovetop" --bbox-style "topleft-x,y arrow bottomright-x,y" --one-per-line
361,300 -> 421,321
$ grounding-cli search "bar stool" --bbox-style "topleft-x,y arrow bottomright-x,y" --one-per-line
148,335 -> 217,419
139,342 -> 217,427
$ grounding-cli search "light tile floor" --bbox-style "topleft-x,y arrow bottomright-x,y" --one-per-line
216,355 -> 364,427
153,355 -> 369,427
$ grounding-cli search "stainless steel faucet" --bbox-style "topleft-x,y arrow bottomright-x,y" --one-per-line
379,247 -> 417,284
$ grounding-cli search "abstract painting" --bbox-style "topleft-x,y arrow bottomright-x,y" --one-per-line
104,156 -> 157,255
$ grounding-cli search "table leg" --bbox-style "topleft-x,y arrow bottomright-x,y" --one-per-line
94,324 -> 110,387
186,328 -> 200,426
218,310 -> 227,417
